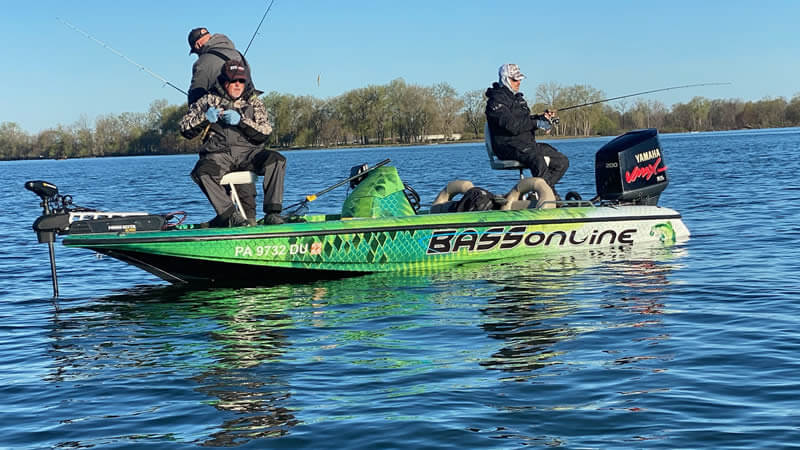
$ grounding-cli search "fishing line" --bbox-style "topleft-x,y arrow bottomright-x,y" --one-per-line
558,82 -> 732,112
57,17 -> 188,96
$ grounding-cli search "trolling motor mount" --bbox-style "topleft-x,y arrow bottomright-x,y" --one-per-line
25,181 -> 74,244
24,180 -> 74,298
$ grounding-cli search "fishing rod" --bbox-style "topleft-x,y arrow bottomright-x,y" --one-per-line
557,82 -> 732,112
243,0 -> 276,56
57,17 -> 188,96
199,0 -> 277,139
285,159 -> 391,213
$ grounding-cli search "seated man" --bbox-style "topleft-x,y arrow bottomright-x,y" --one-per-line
180,60 -> 286,227
485,63 -> 569,197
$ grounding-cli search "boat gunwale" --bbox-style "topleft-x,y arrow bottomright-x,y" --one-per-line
63,209 -> 684,247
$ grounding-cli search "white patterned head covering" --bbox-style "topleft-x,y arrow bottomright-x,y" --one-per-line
499,63 -> 525,92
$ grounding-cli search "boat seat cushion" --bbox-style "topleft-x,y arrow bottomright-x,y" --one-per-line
220,171 -> 257,186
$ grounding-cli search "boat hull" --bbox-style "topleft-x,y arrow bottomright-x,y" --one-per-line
63,205 -> 689,285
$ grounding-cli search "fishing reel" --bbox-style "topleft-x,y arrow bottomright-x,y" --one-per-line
545,109 -> 560,125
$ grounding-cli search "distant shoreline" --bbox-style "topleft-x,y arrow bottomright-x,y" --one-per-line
4,126 -> 799,162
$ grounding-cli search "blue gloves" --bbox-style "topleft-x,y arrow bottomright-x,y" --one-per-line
534,118 -> 552,131
205,107 -> 220,123
220,110 -> 241,126
205,107 -> 240,126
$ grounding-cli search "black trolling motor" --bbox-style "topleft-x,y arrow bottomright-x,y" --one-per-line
25,180 -> 173,297
25,181 -> 76,297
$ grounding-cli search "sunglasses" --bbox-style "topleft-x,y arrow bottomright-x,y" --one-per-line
229,79 -> 247,85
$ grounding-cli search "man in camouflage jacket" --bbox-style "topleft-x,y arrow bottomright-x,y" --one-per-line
180,60 -> 286,227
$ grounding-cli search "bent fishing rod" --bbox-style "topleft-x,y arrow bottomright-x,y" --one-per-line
199,0 -> 276,139
57,17 -> 188,96
556,82 -> 731,112
244,0 -> 276,55
58,0 -> 277,96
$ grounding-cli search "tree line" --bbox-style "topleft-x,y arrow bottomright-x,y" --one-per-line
2,78 -> 799,160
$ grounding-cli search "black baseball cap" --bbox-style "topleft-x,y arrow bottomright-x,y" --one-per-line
222,60 -> 249,83
188,27 -> 209,54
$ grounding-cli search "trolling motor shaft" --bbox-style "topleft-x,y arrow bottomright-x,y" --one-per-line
25,180 -> 70,298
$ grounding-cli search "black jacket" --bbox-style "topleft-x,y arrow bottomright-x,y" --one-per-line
485,83 -> 545,160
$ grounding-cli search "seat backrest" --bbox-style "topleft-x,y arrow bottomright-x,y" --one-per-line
501,177 -> 556,210
484,122 -> 525,171
429,180 -> 475,214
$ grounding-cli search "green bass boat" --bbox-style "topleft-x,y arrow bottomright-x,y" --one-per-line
27,129 -> 689,291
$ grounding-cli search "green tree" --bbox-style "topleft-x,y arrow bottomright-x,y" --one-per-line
785,94 -> 800,125
0,122 -> 30,160
262,92 -> 310,147
339,87 -> 381,144
708,99 -> 742,130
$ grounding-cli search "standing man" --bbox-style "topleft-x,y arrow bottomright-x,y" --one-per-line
485,63 -> 569,197
187,27 -> 267,225
187,27 -> 252,104
180,60 -> 286,227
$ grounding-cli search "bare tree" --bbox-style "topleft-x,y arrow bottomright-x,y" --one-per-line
432,82 -> 464,139
461,89 -> 486,138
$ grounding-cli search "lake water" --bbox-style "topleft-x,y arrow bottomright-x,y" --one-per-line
2,128 -> 799,448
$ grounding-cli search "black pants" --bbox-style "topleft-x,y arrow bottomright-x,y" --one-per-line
191,148 -> 286,221
512,143 -> 569,189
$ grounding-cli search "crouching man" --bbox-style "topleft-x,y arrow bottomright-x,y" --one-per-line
180,60 -> 286,226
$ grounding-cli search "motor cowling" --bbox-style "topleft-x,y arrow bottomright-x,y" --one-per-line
595,128 -> 668,205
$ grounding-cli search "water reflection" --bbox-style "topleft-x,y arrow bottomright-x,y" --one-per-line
471,244 -> 687,380
40,242 -> 688,446
181,288 -> 300,446
44,285 -> 306,447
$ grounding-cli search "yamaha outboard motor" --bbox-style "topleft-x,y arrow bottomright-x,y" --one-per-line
595,128 -> 668,205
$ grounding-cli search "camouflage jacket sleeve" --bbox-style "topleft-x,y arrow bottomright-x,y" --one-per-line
239,95 -> 272,144
180,94 -> 217,139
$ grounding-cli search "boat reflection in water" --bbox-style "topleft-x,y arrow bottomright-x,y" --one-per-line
40,239 -> 686,446
180,288 -> 300,446
44,286 -> 304,447
472,243 -> 686,380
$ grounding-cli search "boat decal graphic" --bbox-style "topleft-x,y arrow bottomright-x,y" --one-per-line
625,157 -> 667,184
426,226 -> 637,254
63,213 -> 681,246
649,222 -> 676,243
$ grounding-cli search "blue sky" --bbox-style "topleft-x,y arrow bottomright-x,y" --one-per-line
4,0 -> 798,133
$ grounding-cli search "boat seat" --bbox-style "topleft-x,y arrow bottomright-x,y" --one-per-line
502,177 -> 556,210
430,180 -> 474,214
484,122 -> 549,179
220,171 -> 257,218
